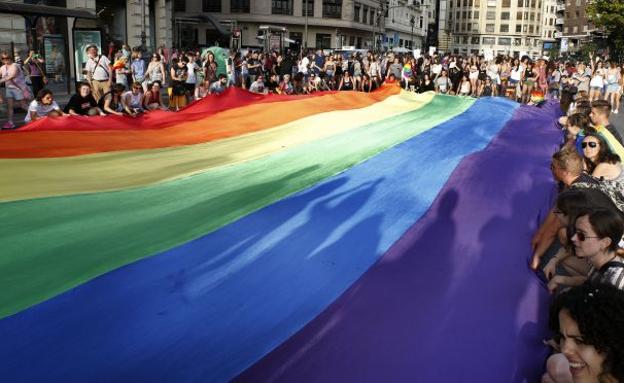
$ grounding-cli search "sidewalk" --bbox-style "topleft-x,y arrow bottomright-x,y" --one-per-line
0,81 -> 176,129
0,81 -> 70,128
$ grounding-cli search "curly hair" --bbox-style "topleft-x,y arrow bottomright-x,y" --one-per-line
582,133 -> 621,173
549,283 -> 624,382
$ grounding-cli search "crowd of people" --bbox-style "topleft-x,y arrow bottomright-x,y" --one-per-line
2,43 -> 624,129
530,81 -> 624,382
2,42 -> 624,381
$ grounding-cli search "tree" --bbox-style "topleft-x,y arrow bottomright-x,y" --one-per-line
586,0 -> 624,59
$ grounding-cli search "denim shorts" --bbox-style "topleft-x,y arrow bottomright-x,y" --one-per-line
5,87 -> 24,100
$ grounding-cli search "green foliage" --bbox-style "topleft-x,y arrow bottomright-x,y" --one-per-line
587,1 -> 624,60
587,0 -> 624,32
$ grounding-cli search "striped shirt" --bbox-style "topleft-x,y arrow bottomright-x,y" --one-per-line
588,256 -> 624,290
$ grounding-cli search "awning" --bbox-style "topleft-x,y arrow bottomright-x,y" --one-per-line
0,1 -> 96,18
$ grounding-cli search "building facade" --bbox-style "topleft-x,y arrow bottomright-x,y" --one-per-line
560,0 -> 593,53
174,0 -> 428,51
382,0 -> 428,50
444,0 -> 546,58
540,0 -> 558,54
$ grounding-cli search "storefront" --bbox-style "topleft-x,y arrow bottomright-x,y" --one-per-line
0,1 -> 96,93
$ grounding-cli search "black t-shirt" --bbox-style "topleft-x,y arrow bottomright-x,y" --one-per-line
64,93 -> 97,115
248,59 -> 261,76
266,79 -> 279,92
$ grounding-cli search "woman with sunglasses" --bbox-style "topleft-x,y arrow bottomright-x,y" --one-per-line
547,207 -> 624,294
581,133 -> 623,181
145,53 -> 165,85
543,189 -> 621,291
542,283 -> 624,383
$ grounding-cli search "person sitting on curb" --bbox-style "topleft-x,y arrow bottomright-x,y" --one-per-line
532,149 -> 599,270
64,82 -> 104,116
25,88 -> 66,123
590,99 -> 623,146
121,81 -> 145,117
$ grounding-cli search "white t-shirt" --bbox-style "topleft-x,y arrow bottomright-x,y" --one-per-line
299,57 -> 310,74
25,100 -> 61,122
431,64 -> 442,75
186,62 -> 199,84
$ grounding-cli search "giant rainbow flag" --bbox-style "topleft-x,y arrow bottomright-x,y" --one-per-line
1,86 -> 562,382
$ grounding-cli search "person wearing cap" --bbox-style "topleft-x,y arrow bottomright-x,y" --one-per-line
84,44 -> 112,103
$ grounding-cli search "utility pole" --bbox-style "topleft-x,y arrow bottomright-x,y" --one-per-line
410,15 -> 415,50
304,0 -> 309,52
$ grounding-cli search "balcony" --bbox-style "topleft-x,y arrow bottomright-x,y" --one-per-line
555,18 -> 564,25
556,4 -> 565,12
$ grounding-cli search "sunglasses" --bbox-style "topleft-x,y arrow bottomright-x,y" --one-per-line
581,141 -> 598,149
574,231 -> 600,242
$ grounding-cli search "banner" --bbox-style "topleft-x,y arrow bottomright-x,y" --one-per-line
73,30 -> 101,81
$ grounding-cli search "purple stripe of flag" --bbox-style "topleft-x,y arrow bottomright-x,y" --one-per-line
235,102 -> 563,383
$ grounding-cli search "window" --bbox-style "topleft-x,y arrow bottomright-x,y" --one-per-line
354,3 -> 360,22
461,23 -> 466,31
486,11 -> 496,20
467,22 -> 472,31
202,0 -> 220,12
529,25 -> 533,33
473,11 -> 479,18
501,12 -> 510,20
272,0 -> 293,15
483,37 -> 496,45
500,24 -> 509,32
323,0 -> 342,18
174,0 -> 185,12
471,36 -> 479,44
419,16 -> 423,28
304,0 -> 314,16
231,0 -> 249,13
517,0 -> 523,6
316,33 -> 331,49
370,9 -> 375,25
362,6 -> 368,23
502,0 -> 511,6
529,12 -> 534,21
474,0 -> 480,6
290,32 -> 303,47
516,24 -> 522,32
498,37 -> 511,45
486,24 -> 495,32
516,11 -> 522,20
